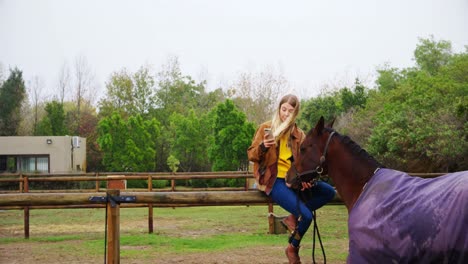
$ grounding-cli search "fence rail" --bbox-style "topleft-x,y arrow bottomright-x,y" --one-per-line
0,171 -> 446,234
0,190 -> 272,206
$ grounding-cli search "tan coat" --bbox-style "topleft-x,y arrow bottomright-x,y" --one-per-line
247,121 -> 305,194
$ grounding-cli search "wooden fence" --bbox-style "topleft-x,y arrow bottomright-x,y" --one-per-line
0,171 -> 444,236
0,171 -> 305,237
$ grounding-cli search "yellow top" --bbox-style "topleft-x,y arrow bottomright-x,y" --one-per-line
277,133 -> 292,178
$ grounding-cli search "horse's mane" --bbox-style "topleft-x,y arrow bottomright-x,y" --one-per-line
324,128 -> 384,169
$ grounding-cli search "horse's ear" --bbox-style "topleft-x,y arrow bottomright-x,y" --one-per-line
313,116 -> 325,135
326,117 -> 336,128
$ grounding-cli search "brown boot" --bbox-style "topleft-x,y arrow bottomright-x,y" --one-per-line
285,243 -> 301,264
281,214 -> 297,233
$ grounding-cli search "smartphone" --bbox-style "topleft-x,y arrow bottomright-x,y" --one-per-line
264,128 -> 273,139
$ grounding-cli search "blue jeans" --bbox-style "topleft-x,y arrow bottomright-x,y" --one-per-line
269,178 -> 336,247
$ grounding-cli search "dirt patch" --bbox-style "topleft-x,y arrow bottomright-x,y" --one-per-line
0,242 -> 342,264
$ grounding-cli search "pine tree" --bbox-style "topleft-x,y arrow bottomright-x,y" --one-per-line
0,68 -> 26,136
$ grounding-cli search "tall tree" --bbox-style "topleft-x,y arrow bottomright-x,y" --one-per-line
28,76 -> 44,135
0,68 -> 26,136
57,61 -> 71,104
228,65 -> 288,125
99,68 -> 134,118
208,99 -> 255,171
153,56 -> 214,171
97,113 -> 160,172
375,63 -> 403,93
414,35 -> 452,76
340,78 -> 368,112
70,55 -> 96,135
99,66 -> 156,119
298,93 -> 341,132
36,101 -> 68,136
169,110 -> 211,172
78,109 -> 102,172
133,65 -> 156,116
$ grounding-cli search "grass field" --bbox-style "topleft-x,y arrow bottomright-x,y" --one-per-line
0,205 -> 349,263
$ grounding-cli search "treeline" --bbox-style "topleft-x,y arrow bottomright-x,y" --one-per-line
0,36 -> 466,176
298,37 -> 467,172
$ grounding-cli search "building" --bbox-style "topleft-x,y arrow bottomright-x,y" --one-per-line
0,136 -> 86,174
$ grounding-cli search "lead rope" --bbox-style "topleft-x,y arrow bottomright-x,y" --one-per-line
293,189 -> 326,264
312,210 -> 326,264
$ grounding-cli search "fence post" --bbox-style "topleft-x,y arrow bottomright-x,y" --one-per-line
19,173 -> 23,193
268,202 -> 274,234
95,172 -> 99,192
23,175 -> 29,239
106,189 -> 120,264
148,175 -> 153,234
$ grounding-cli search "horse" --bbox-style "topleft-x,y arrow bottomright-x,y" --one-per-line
286,116 -> 468,264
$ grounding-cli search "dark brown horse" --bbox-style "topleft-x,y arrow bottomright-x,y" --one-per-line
287,117 -> 468,263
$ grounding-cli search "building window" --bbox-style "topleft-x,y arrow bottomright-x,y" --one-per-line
0,156 -> 6,171
37,157 -> 49,172
18,156 -> 49,173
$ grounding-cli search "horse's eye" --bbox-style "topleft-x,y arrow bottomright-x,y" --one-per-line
300,147 -> 306,153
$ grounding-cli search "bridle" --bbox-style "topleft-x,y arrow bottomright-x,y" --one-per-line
292,131 -> 336,183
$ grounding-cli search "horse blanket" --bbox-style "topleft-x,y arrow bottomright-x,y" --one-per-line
348,169 -> 468,264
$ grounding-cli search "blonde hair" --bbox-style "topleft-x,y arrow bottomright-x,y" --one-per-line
271,94 -> 300,140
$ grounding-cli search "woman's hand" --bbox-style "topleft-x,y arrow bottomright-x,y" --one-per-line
263,133 -> 276,148
300,181 -> 313,191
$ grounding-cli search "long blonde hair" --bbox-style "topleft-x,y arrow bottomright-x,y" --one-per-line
271,94 -> 300,140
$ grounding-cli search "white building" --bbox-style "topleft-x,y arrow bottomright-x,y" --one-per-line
0,136 -> 86,173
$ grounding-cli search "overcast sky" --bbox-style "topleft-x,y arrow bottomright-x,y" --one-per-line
1,0 -> 467,101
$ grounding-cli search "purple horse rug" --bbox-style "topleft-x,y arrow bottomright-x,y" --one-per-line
348,169 -> 468,264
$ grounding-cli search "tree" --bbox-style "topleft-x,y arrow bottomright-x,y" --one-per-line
167,155 -> 180,173
208,99 -> 255,171
340,78 -> 368,112
152,56 -> 217,171
0,68 -> 26,136
133,65 -> 156,116
99,65 -> 156,119
57,61 -> 71,104
228,66 -> 288,125
298,94 -> 340,132
169,110 -> 211,172
35,101 -> 68,136
79,109 -> 103,172
356,39 -> 468,172
414,35 -> 452,76
28,76 -> 45,135
97,113 -> 160,172
70,55 -> 97,135
99,68 -> 135,118
375,64 -> 403,93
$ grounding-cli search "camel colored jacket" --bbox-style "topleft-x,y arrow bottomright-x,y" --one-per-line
247,121 -> 305,195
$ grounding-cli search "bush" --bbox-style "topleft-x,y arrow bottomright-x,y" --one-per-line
152,180 -> 169,189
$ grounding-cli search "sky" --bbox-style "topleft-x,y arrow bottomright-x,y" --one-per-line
1,0 -> 467,102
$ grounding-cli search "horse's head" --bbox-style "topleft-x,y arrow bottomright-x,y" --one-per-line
286,116 -> 335,189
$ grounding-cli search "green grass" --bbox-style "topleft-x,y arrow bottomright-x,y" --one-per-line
0,205 -> 349,263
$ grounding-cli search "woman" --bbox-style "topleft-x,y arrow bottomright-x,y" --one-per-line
247,94 -> 336,264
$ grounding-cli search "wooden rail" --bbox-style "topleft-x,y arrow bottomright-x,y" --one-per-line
0,190 -> 273,206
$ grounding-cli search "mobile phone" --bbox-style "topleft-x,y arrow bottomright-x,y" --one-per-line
264,128 -> 273,139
